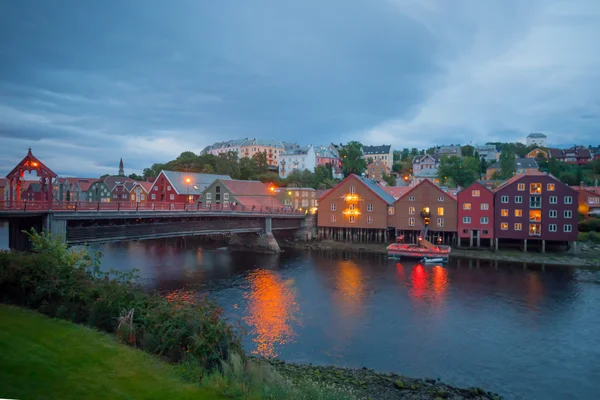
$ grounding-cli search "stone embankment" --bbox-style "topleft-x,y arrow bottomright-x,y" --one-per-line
279,239 -> 600,268
259,358 -> 503,400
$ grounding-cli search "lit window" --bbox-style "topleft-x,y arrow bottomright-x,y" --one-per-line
408,217 -> 415,226
367,216 -> 373,224
530,183 -> 542,194
549,224 -> 557,232
350,185 -> 356,195
564,224 -> 572,232
463,203 -> 472,210
501,222 -> 508,230
515,223 -> 522,231
367,204 -> 373,212
409,196 -> 415,201
529,210 -> 541,221
438,196 -> 444,201
481,203 -> 489,210
564,210 -> 572,218
349,216 -> 356,223
206,193 -> 212,200
517,183 -> 525,191
515,196 -> 523,203
409,206 -> 415,215
547,183 -> 555,191
349,204 -> 355,211
515,209 -> 522,217
388,206 -> 395,215
529,224 -> 541,236
564,196 -> 573,204
501,209 -> 508,217
549,196 -> 557,204
437,218 -> 444,227
472,190 -> 480,197
501,196 -> 509,203
331,204 -> 336,211
437,207 -> 444,216
170,194 -> 175,200
463,217 -> 471,224
331,215 -> 336,223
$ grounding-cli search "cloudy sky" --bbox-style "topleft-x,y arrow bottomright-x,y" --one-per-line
1,0 -> 599,176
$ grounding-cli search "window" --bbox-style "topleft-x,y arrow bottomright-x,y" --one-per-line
564,210 -> 572,218
349,204 -> 355,211
206,193 -> 212,200
206,200 -> 211,206
224,193 -> 229,200
548,210 -> 557,218
153,186 -> 158,191
167,185 -> 171,191
367,204 -> 373,212
349,216 -> 356,223
515,196 -> 523,203
529,210 -> 541,222
547,183 -> 555,191
330,215 -> 336,223
141,194 -> 145,200
530,196 -> 542,208
549,224 -> 557,232
437,218 -> 444,227
481,203 -> 489,210
463,216 -> 471,224
483,230 -> 489,235
501,195 -> 509,203
331,204 -> 337,211
409,217 -> 415,226
463,203 -> 472,210
223,200 -> 229,206
408,206 -> 415,215
169,194 -> 175,200
113,194 -> 117,199
501,222 -> 508,230
151,194 -> 156,200
515,223 -> 522,231
549,196 -> 557,204
350,185 -> 356,195
409,196 -> 415,201
564,196 -> 573,204
564,224 -> 572,232
501,209 -> 508,217
517,183 -> 525,191
216,186 -> 220,193
367,216 -> 373,224
438,196 -> 444,201
462,229 -> 469,234
481,217 -> 489,224
530,183 -> 542,194
515,209 -> 522,217
437,207 -> 444,216
529,224 -> 541,236
388,206 -> 395,215
472,190 -> 480,197
122,194 -> 127,199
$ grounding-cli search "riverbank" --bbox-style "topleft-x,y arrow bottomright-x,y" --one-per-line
280,239 -> 600,267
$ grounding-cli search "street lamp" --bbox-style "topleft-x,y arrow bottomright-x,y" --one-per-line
185,177 -> 192,204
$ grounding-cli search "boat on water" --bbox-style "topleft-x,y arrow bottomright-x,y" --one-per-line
387,227 -> 451,261
421,257 -> 447,264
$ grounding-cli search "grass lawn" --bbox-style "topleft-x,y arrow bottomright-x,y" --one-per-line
0,305 -> 222,400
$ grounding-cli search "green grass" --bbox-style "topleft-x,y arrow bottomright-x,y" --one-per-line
0,305 -> 222,400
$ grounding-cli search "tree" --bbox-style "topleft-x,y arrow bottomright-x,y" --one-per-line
499,145 -> 516,179
252,151 -> 269,175
100,174 -> 110,179
312,165 -> 330,188
128,173 -> 144,181
462,145 -> 474,158
393,151 -> 401,162
339,141 -> 367,177
215,151 -> 240,179
479,157 -> 488,175
382,173 -> 396,186
410,148 -> 419,156
592,158 -> 600,174
238,157 -> 257,180
438,156 -> 480,187
425,147 -> 436,155
401,148 -> 410,161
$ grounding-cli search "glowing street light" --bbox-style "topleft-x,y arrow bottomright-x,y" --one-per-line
185,177 -> 192,203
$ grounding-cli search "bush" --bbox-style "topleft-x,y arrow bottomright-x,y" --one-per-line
0,229 -> 242,373
578,218 -> 600,233
590,232 -> 600,244
578,232 -> 590,242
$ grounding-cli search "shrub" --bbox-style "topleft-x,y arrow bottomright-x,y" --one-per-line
578,232 -> 590,242
578,218 -> 600,233
0,229 -> 242,373
590,232 -> 600,244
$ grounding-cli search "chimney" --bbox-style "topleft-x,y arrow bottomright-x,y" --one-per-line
580,181 -> 584,188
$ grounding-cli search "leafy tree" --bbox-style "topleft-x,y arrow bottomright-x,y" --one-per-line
100,174 -> 110,179
367,157 -> 374,164
479,157 -> 488,175
393,151 -> 401,162
215,151 -> 240,178
592,158 -> 600,174
339,141 -> 367,177
252,151 -> 269,174
401,148 -> 410,161
499,145 -> 516,179
127,173 -> 144,181
425,147 -> 436,155
382,173 -> 396,186
143,163 -> 165,180
410,148 -> 419,156
438,156 -> 480,187
238,157 -> 257,180
201,164 -> 215,174
312,165 -> 330,188
462,145 -> 474,158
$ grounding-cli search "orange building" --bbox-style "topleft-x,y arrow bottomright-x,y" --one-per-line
317,174 -> 395,242
364,161 -> 391,182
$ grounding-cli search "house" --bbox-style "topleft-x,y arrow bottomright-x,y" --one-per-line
23,182 -> 45,201
412,168 -> 440,186
201,138 -> 292,167
382,186 -> 411,200
279,146 -> 317,178
493,171 -> 578,251
486,158 -> 539,180
74,178 -> 96,200
392,179 -> 458,245
526,133 -> 547,147
87,180 -> 111,202
365,161 -> 391,182
457,182 -> 494,247
200,138 -> 247,157
436,145 -> 462,158
274,187 -> 316,210
130,181 -> 153,206
570,186 -> 600,213
317,174 -> 396,241
363,145 -> 393,166
315,144 -> 343,179
150,171 -> 231,204
548,146 -> 593,164
525,148 -> 549,160
412,154 -> 439,174
198,179 -> 283,211
104,176 -> 136,203
475,145 -> 500,162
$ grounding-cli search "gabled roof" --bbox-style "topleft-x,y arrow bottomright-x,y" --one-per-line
158,171 -> 232,195
488,158 -> 538,170
393,179 -> 457,204
570,186 -> 600,196
319,174 -> 395,205
363,145 -> 391,155
382,186 -> 411,199
103,176 -> 135,191
548,146 -> 593,159
6,149 -> 57,179
74,178 -> 97,192
412,154 -> 439,164
494,171 -> 561,192
457,181 -> 494,197
315,189 -> 331,199
131,181 -> 153,193
220,179 -> 270,196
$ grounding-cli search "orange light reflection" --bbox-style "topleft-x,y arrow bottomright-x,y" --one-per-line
410,264 -> 427,300
333,260 -> 365,316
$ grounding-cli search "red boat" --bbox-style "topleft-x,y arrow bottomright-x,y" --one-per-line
387,227 -> 451,261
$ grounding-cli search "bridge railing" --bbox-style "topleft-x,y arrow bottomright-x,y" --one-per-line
0,201 -> 307,215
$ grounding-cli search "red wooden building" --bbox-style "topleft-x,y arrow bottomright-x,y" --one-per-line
457,182 -> 494,247
149,171 -> 232,204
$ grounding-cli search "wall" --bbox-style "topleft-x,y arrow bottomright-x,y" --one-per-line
457,182 -> 494,239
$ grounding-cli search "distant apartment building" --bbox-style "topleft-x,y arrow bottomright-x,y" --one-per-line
365,161 -> 391,182
436,145 -> 462,158
274,187 -> 316,210
314,144 -> 343,179
363,145 -> 393,166
279,146 -> 317,178
548,146 -> 593,165
476,144 -> 500,162
486,158 -> 539,180
526,133 -> 547,147
201,138 -> 293,167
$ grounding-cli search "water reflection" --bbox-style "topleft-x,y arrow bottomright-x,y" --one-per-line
243,269 -> 299,357
333,260 -> 365,316
410,264 -> 428,300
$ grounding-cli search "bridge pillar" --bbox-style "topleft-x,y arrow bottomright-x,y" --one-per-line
229,232 -> 281,253
263,216 -> 273,234
44,214 -> 67,241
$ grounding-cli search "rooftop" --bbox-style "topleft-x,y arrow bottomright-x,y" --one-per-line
355,175 -> 396,204
527,132 -> 547,138
160,171 -> 232,195
363,145 -> 391,155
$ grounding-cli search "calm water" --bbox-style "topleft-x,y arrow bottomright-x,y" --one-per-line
45,237 -> 600,399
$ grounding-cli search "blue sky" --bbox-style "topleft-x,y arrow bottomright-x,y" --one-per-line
1,0 -> 599,176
